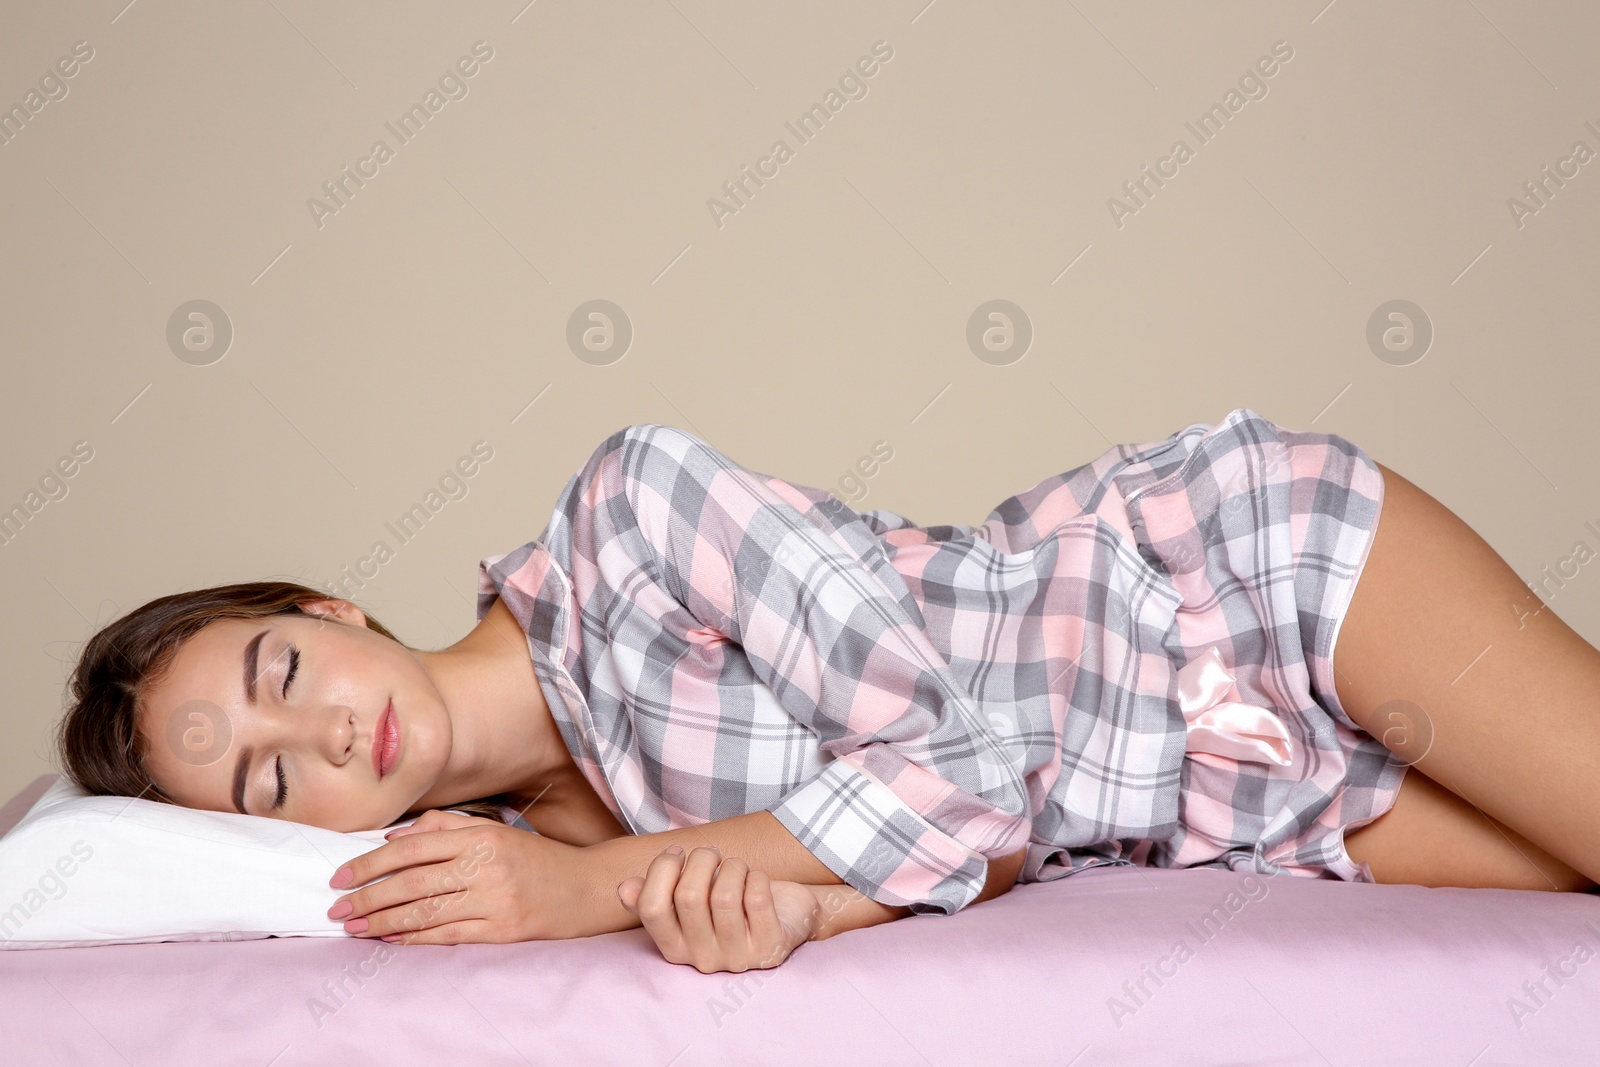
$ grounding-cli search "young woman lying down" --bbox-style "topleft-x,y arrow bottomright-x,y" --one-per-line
55,412 -> 1597,974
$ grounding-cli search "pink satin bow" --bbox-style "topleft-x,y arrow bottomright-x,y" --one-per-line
1176,646 -> 1295,767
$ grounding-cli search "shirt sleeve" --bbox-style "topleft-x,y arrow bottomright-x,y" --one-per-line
606,423 -> 1032,916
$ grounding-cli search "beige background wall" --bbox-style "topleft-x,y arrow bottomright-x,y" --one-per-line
2,1 -> 1596,802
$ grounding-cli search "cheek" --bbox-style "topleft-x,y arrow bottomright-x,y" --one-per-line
405,705 -> 450,774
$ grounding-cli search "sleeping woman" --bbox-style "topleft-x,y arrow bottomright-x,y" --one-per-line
54,410 -> 1600,973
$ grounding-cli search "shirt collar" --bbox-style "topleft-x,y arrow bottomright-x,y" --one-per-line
476,538 -> 578,686
477,537 -> 631,824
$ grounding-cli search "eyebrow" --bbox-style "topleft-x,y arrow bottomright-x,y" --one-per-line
233,629 -> 270,815
242,629 -> 268,707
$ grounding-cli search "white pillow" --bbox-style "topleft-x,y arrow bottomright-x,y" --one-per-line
0,776 -> 435,950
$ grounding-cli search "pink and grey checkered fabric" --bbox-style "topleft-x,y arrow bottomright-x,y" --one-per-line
477,408 -> 1401,916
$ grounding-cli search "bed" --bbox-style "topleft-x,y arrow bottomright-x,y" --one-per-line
2,773 -> 1595,1065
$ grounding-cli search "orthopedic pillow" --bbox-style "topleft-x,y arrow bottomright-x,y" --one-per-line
0,775 -> 429,949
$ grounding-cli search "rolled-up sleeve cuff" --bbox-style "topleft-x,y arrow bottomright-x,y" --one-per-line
768,759 -> 992,916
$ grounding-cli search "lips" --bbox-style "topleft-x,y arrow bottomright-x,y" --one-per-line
372,698 -> 400,780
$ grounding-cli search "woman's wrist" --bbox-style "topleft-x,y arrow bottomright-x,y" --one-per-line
577,811 -> 844,931
802,882 -> 912,941
571,838 -> 650,936
801,843 -> 1030,941
571,837 -> 912,950
588,812 -> 836,878
574,830 -> 1027,942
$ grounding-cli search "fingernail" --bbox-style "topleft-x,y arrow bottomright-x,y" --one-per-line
381,934 -> 402,943
330,867 -> 354,888
344,917 -> 369,934
327,900 -> 353,920
665,844 -> 684,855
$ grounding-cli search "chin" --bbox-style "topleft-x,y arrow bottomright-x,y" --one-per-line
347,811 -> 400,833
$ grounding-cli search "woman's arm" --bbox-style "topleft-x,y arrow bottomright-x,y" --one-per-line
804,839 -> 1029,941
576,811 -> 836,933
575,810 -> 1031,938
336,806 -> 1029,948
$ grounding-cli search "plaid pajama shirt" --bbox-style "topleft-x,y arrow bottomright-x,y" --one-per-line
477,409 -> 1403,916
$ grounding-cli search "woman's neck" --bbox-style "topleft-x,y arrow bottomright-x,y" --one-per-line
411,596 -> 576,811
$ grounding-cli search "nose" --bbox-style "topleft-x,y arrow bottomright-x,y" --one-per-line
270,702 -> 356,765
320,704 -> 357,764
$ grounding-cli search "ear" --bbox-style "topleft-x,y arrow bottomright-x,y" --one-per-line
297,597 -> 368,627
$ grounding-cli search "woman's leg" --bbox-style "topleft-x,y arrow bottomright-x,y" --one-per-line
1345,761 -> 1593,890
1335,460 -> 1600,891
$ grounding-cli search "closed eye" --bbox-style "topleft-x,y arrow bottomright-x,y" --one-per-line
282,645 -> 299,698
270,643 -> 298,812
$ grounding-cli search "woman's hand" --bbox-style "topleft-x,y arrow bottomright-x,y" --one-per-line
616,844 -> 822,973
327,809 -> 600,944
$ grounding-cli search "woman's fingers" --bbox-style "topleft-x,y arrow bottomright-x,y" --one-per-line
384,808 -> 480,840
331,855 -> 475,923
633,846 -> 689,959
352,881 -> 473,937
743,869 -> 786,957
708,856 -> 749,957
330,825 -> 474,890
620,845 -> 816,972
673,847 -> 723,952
616,875 -> 646,912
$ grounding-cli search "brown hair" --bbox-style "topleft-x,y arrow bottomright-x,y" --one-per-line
55,580 -> 512,825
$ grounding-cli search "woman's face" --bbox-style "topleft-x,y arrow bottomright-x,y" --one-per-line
136,601 -> 451,832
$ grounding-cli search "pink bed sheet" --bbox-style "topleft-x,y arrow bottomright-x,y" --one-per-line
3,773 -> 1597,1065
